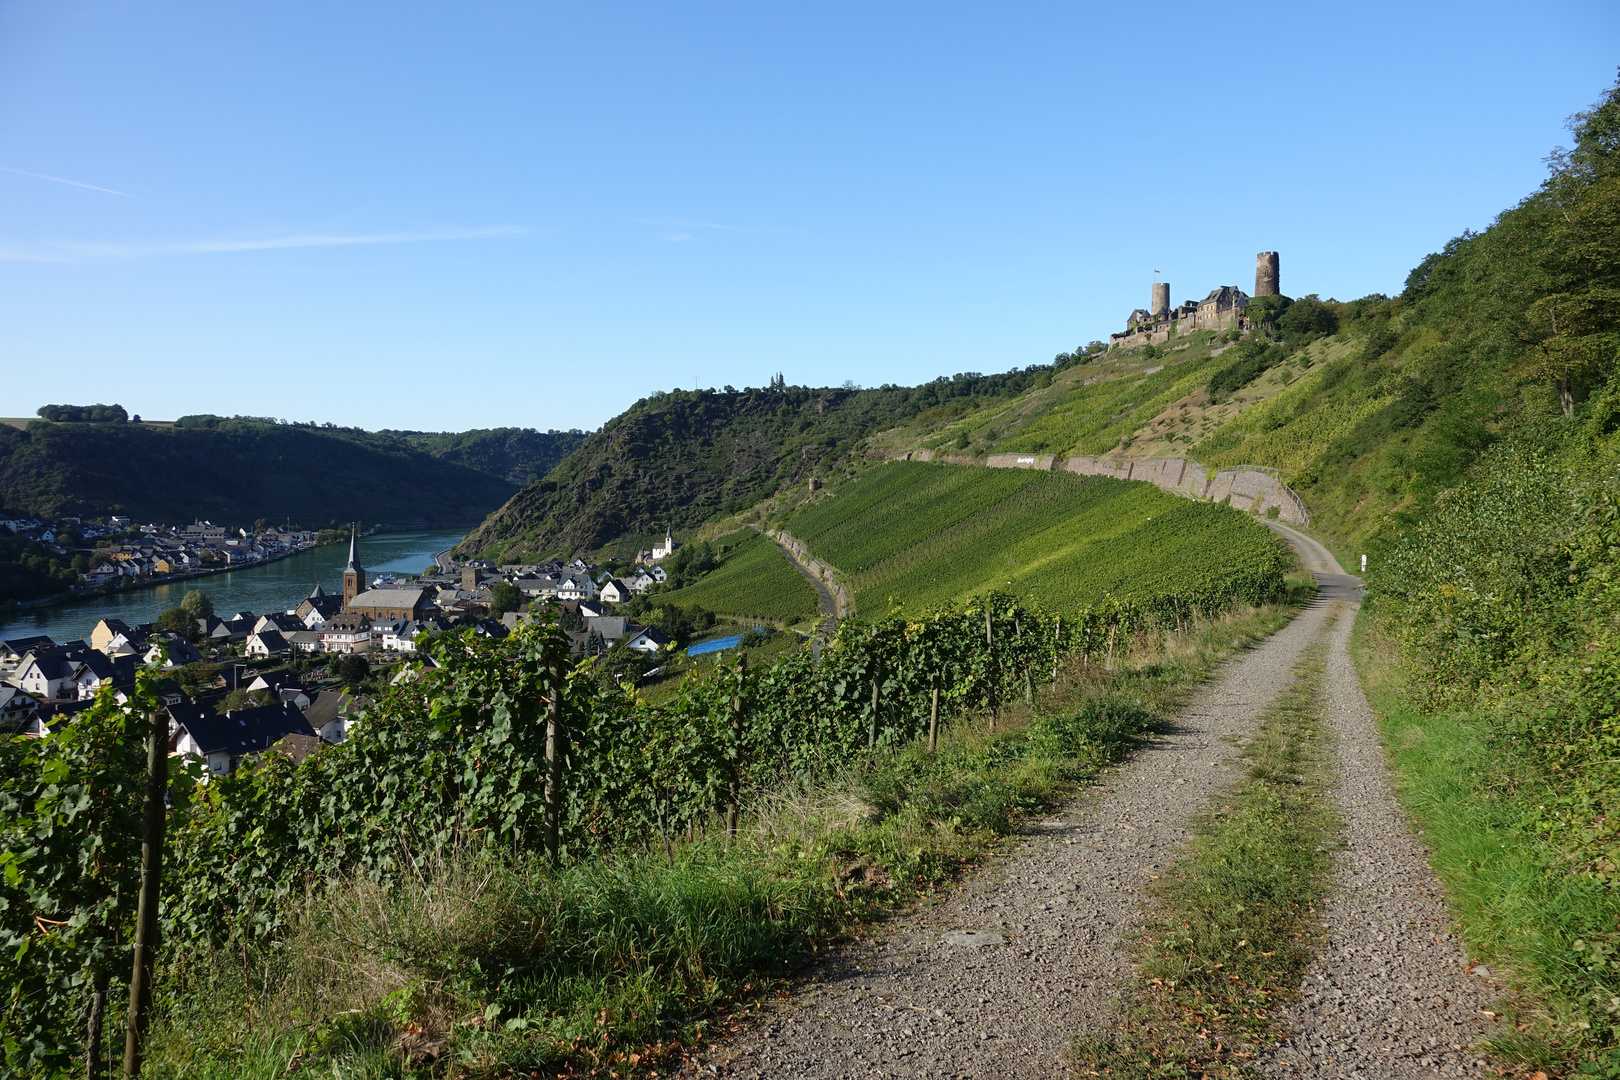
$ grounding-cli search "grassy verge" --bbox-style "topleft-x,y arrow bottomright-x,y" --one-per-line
143,601 -> 1304,1080
1077,635 -> 1341,1078
1354,621 -> 1620,1075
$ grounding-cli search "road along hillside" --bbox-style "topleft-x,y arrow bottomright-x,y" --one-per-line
699,554 -> 1340,1078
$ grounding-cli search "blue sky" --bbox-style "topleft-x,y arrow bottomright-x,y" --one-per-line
1,2 -> 1615,432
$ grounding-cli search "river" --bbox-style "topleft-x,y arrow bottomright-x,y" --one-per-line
0,528 -> 469,645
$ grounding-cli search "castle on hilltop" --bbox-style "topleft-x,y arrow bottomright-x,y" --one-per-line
1109,251 -> 1280,351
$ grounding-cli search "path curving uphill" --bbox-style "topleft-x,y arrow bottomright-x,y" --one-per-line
1257,525 -> 1499,1079
691,525 -> 1498,1079
699,534 -> 1342,1078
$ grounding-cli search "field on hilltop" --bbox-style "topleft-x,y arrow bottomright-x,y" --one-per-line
784,461 -> 1287,616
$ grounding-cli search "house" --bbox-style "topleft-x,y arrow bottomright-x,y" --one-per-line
583,615 -> 630,642
318,612 -> 373,654
71,652 -> 137,700
168,700 -> 318,776
243,629 -> 290,658
296,585 -> 344,627
623,625 -> 672,654
143,634 -> 204,668
598,578 -> 632,604
283,629 -> 324,654
380,620 -> 442,652
0,686 -> 39,733
254,612 -> 305,635
1,635 -> 55,665
626,568 -> 659,595
246,673 -> 310,709
90,618 -> 134,653
577,598 -> 607,618
101,625 -> 151,658
556,574 -> 598,601
302,689 -> 369,744
11,642 -> 93,700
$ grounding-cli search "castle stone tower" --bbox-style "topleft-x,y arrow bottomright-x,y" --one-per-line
342,526 -> 365,609
1150,281 -> 1170,316
1255,252 -> 1280,297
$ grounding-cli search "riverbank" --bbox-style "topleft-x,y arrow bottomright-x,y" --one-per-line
0,528 -> 469,646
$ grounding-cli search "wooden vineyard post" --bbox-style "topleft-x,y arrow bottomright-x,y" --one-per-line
1017,618 -> 1032,705
726,655 -> 746,839
928,682 -> 940,755
868,663 -> 881,750
985,607 -> 998,730
121,711 -> 168,1080
1105,624 -> 1117,671
1052,616 -> 1061,684
544,660 -> 564,864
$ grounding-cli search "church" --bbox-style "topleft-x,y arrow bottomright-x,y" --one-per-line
338,529 -> 440,622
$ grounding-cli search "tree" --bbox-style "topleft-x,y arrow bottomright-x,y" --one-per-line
179,591 -> 214,622
337,654 -> 371,685
488,581 -> 523,619
217,688 -> 270,713
154,607 -> 195,641
1276,295 -> 1340,341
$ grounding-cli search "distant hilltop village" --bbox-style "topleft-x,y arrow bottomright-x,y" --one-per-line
1109,251 -> 1281,351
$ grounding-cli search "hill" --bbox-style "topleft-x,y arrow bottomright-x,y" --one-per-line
784,461 -> 1286,615
0,417 -> 518,529
459,370 -> 1062,561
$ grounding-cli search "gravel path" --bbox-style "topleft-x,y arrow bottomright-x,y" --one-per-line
1258,526 -> 1501,1079
693,525 -> 1499,1078
700,577 -> 1341,1078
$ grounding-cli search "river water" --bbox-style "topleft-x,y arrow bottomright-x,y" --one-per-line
0,529 -> 468,645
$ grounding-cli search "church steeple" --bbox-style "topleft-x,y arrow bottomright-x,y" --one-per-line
342,525 -> 365,608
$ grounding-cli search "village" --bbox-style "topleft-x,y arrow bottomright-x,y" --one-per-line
0,528 -> 692,776
1,512 -> 320,589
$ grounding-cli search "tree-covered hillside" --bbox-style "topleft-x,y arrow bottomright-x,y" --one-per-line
0,418 -> 518,528
382,427 -> 587,486
460,370 -> 1063,560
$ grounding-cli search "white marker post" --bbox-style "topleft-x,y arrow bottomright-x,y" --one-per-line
1360,554 -> 1367,573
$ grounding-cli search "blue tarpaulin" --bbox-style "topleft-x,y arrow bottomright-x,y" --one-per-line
686,634 -> 742,657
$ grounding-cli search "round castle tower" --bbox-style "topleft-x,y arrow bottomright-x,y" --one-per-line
1254,252 -> 1280,297
1150,281 -> 1170,316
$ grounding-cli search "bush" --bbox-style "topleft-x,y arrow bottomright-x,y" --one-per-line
337,654 -> 371,685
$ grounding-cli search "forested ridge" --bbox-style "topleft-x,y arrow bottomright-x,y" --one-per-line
0,418 -> 555,529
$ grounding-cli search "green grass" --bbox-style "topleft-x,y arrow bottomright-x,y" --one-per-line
140,599 -> 1304,1080
1356,623 -> 1620,1074
656,533 -> 821,621
787,461 -> 1285,615
1078,637 -> 1341,1078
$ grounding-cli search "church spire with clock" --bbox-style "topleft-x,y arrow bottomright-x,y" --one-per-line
342,525 -> 365,608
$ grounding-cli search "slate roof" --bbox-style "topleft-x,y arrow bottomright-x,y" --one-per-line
348,588 -> 433,610
2,635 -> 55,660
169,700 -> 317,757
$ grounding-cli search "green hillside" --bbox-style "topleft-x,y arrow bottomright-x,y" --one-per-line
458,370 -> 1066,562
786,462 -> 1286,616
654,532 -> 820,622
0,418 -> 517,529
